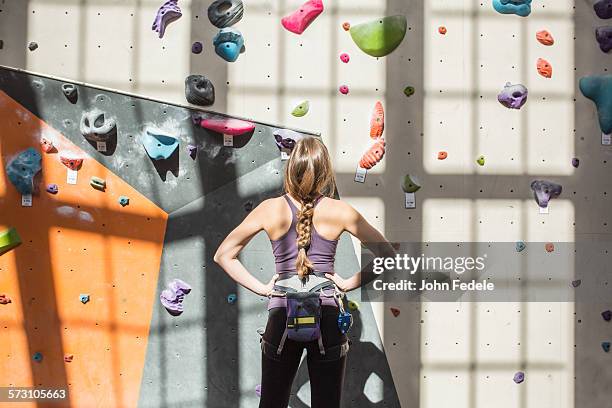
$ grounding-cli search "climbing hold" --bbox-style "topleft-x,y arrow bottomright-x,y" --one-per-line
347,300 -> 359,311
530,180 -> 562,208
160,278 -> 192,316
64,354 -> 74,362
536,30 -> 554,46
390,307 -> 400,317
359,138 -> 386,169
118,196 -> 130,207
0,40 -> 3,50
476,155 -> 485,166
6,148 -> 41,195
142,127 -> 179,160
545,243 -> 555,253
28,41 -> 38,51
46,184 -> 59,194
152,0 -> 182,39
187,144 -> 198,159
0,228 -> 22,256
0,294 -> 11,305
274,129 -> 307,151
80,110 -> 117,143
342,22 -> 350,31
370,101 -> 385,139
339,85 -> 349,95
572,158 -> 579,168
191,41 -> 203,54
350,15 -> 407,57
90,176 -> 106,191
602,310 -> 612,321
536,58 -> 552,78
33,352 -> 43,362
60,155 -> 83,171
437,151 -> 448,160
40,137 -> 55,153
79,294 -> 90,304
596,27 -> 612,52
244,201 -> 254,212
580,75 -> 612,134
438,26 -> 447,35
281,0 -> 324,35
404,86 -> 415,97
516,241 -> 526,252
339,53 -> 350,63
571,279 -> 581,288
513,371 -> 525,384
213,27 -> 244,62
62,83 -> 78,104
198,117 -> 255,136
291,101 -> 310,117
603,342 -> 611,352
492,0 -> 531,17
227,293 -> 237,304
255,384 -> 262,397
208,0 -> 244,28
594,0 -> 612,19
402,174 -> 421,193
498,82 -> 528,109
185,75 -> 215,106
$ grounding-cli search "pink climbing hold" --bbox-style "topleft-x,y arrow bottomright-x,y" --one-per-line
198,117 -> 256,136
340,53 -> 350,63
281,0 -> 324,35
339,85 -> 349,95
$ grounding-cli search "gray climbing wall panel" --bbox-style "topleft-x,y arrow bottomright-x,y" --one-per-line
0,66 -> 400,407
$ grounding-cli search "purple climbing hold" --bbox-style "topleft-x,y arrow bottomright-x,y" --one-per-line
160,279 -> 192,316
602,309 -> 612,321
46,184 -> 59,194
187,144 -> 198,159
572,158 -> 579,168
594,0 -> 612,19
571,279 -> 581,287
530,180 -> 562,208
596,27 -> 612,52
498,82 -> 528,110
244,201 -> 254,212
152,0 -> 182,39
513,371 -> 525,384
273,129 -> 307,151
192,41 -> 203,54
255,384 -> 262,397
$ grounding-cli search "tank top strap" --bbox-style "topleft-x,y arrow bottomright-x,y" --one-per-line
283,194 -> 298,217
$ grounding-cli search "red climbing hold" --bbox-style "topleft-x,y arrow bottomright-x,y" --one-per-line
390,307 -> 400,317
370,101 -> 385,139
342,22 -> 351,31
60,156 -> 83,171
536,30 -> 554,46
359,138 -> 386,169
40,137 -> 54,153
537,58 -> 552,78
281,0 -> 324,35
438,26 -> 447,35
438,151 -> 448,160
0,294 -> 11,305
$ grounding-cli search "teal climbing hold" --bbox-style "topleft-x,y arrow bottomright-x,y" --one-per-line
0,227 -> 21,256
118,196 -> 130,207
492,0 -> 532,17
6,147 -> 41,195
349,16 -> 407,58
227,293 -> 237,304
80,294 -> 90,304
401,174 -> 421,193
516,241 -> 526,252
292,101 -> 310,117
603,342 -> 611,352
579,75 -> 612,134
33,352 -> 43,362
213,27 -> 244,62
142,127 -> 179,160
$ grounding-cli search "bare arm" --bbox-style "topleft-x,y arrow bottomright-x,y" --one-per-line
213,200 -> 278,297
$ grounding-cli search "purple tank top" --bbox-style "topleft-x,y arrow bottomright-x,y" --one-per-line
268,194 -> 339,309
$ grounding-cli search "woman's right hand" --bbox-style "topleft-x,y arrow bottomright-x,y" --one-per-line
260,274 -> 279,297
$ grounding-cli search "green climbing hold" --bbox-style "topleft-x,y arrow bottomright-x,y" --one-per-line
350,15 -> 407,58
476,155 -> 485,166
0,227 -> 21,256
402,174 -> 421,193
292,101 -> 310,117
404,86 -> 415,97
348,300 -> 359,311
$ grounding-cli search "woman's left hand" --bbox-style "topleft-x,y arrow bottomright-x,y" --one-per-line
325,273 -> 352,292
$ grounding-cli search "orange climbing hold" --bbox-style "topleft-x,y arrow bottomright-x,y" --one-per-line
0,294 -> 11,305
545,242 -> 555,253
438,26 -> 447,35
536,30 -> 554,46
537,58 -> 552,78
359,138 -> 386,169
342,22 -> 350,31
438,151 -> 448,160
369,101 -> 385,139
390,307 -> 400,317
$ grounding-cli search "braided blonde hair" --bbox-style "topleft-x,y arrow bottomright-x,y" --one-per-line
284,137 -> 337,279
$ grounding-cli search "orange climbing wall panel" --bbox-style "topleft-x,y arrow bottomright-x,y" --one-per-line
0,90 -> 168,408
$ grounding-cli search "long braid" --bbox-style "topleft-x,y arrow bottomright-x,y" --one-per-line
295,199 -> 315,279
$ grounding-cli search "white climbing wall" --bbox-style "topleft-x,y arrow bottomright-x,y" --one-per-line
1,0 -> 609,407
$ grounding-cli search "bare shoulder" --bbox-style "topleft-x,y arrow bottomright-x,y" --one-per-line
254,196 -> 286,214
318,196 -> 359,224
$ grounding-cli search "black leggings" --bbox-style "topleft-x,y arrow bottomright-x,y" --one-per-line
259,306 -> 349,408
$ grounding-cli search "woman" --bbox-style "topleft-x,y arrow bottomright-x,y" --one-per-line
214,137 -> 391,408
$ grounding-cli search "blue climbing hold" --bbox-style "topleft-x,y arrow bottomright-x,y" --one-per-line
492,0 -> 532,17
227,293 -> 237,304
580,75 -> 612,134
142,127 -> 179,160
6,148 -> 41,195
80,294 -> 90,304
603,342 -> 611,352
213,28 -> 244,62
118,196 -> 130,207
33,352 -> 43,362
516,241 -> 526,252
